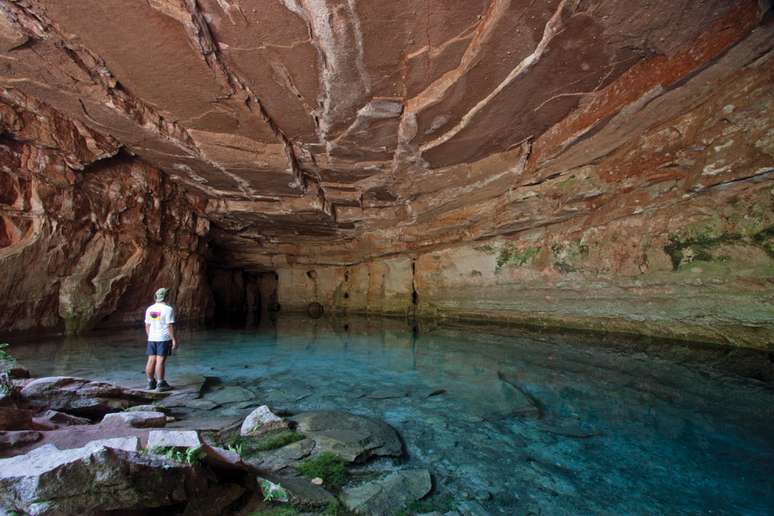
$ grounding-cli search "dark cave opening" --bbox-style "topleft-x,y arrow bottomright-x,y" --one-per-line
208,268 -> 278,328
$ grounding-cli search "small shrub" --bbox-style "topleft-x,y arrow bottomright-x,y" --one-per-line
295,452 -> 348,490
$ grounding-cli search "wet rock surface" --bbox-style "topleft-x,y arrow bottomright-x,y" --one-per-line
291,411 -> 403,462
342,468 -> 432,515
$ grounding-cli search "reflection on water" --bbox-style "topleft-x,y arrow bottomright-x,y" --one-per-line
11,316 -> 774,515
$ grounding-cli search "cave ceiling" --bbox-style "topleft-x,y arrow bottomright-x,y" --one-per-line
0,0 -> 768,268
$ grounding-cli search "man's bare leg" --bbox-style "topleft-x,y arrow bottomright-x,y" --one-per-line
155,355 -> 167,381
145,356 -> 156,380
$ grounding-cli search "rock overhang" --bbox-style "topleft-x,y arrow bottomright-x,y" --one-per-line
0,0 -> 768,267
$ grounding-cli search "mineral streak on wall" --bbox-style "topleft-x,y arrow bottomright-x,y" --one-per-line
0,0 -> 772,347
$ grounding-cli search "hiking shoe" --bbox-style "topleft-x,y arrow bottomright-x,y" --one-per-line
147,378 -> 157,390
156,380 -> 172,392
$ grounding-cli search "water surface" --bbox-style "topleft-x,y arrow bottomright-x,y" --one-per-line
11,316 -> 774,515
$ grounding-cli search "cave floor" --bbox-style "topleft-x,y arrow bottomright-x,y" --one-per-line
11,316 -> 774,515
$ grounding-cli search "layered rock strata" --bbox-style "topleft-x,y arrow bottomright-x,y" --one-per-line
0,0 -> 770,346
0,93 -> 212,333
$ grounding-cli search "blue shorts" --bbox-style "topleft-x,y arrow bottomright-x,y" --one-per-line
146,340 -> 172,357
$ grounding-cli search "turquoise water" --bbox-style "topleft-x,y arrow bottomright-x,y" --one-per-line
11,316 -> 774,515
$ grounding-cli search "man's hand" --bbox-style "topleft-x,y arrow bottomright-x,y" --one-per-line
171,339 -> 178,351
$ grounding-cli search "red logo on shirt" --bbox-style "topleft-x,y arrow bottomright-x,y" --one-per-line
150,311 -> 161,320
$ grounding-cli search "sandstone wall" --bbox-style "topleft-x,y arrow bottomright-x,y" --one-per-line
0,93 -> 213,334
275,27 -> 774,351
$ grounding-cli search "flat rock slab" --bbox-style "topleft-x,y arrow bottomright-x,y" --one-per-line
19,377 -> 163,417
148,429 -> 200,449
342,468 -> 432,515
240,405 -> 288,436
202,386 -> 254,405
291,411 -> 403,462
126,404 -> 171,414
35,409 -> 91,427
258,474 -> 336,509
102,411 -> 167,428
0,437 -> 205,515
244,438 -> 315,472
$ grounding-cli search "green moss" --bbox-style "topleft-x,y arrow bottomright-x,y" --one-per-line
495,245 -> 539,271
227,430 -> 305,458
322,500 -> 352,516
395,494 -> 454,516
660,226 -> 771,271
551,240 -> 589,273
250,507 -> 298,516
295,452 -> 348,489
557,175 -> 577,189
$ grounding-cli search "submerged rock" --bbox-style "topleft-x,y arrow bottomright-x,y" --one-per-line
0,437 -> 206,515
291,411 -> 403,462
19,377 -> 163,417
341,468 -> 432,515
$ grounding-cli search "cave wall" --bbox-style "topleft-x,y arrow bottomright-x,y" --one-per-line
0,1 -> 770,348
0,93 -> 213,334
275,29 -> 774,350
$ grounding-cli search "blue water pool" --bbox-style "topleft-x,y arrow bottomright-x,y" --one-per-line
11,316 -> 774,515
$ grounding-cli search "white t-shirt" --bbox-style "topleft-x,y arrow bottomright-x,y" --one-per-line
144,302 -> 175,341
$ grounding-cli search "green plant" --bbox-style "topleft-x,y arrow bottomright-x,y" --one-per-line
0,343 -> 15,396
295,452 -> 348,489
495,245 -> 539,271
150,445 -> 205,465
259,479 -> 289,503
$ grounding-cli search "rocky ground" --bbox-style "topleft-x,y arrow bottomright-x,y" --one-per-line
0,365 -> 445,516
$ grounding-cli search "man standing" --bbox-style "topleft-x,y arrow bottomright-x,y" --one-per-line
144,287 -> 177,391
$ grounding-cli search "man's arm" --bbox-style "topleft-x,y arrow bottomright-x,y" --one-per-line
145,323 -> 150,337
168,324 -> 177,349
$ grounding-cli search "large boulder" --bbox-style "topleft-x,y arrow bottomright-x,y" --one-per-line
341,469 -> 432,515
291,411 -> 403,462
240,405 -> 289,436
0,437 -> 206,515
19,377 -> 163,417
